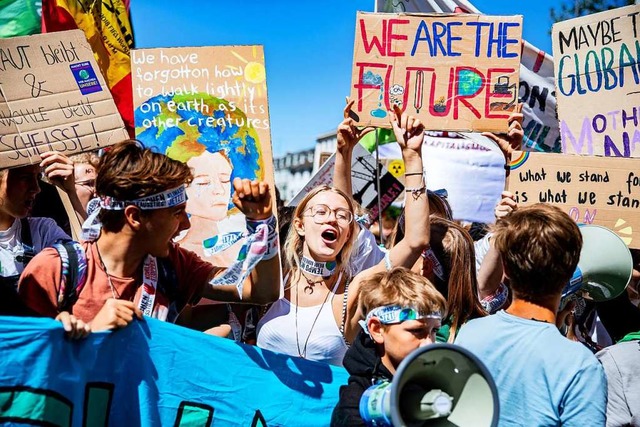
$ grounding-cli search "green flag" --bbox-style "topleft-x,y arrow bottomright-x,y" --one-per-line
358,128 -> 396,153
0,0 -> 41,38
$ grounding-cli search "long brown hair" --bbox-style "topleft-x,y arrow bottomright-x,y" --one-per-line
427,217 -> 486,342
283,186 -> 358,278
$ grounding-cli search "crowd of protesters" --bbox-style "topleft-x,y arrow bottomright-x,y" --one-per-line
0,98 -> 638,427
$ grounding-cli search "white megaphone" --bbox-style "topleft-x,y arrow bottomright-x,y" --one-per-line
562,224 -> 633,304
360,343 -> 499,427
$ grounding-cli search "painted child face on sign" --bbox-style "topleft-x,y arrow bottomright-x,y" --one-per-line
186,151 -> 232,221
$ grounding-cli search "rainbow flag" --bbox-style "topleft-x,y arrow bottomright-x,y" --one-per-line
42,0 -> 134,136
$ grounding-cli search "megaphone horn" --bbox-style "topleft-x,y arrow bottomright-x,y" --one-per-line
360,343 -> 499,427
562,225 -> 633,303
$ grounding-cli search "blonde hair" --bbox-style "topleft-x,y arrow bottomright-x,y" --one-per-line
283,185 -> 358,278
359,267 -> 446,317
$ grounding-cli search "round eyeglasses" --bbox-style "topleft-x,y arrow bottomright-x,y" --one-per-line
304,204 -> 353,226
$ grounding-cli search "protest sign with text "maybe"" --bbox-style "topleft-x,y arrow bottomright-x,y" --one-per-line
553,4 -> 640,157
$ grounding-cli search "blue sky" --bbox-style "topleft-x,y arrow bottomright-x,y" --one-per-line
131,0 -> 558,158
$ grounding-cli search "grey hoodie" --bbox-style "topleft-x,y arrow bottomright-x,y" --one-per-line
597,340 -> 640,427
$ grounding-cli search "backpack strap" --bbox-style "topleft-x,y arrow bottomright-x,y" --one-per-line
54,241 -> 87,313
17,217 -> 36,264
156,256 -> 185,322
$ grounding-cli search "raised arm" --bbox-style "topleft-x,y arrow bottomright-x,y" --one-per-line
333,99 -> 374,196
383,104 -> 430,268
482,103 -> 524,175
202,178 -> 280,304
344,106 -> 430,342
40,151 -> 88,221
477,191 -> 517,301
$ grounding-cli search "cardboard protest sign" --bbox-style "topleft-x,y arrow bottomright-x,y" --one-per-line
506,151 -> 640,248
350,12 -> 522,132
377,0 -> 561,154
553,5 -> 640,157
287,143 -> 403,221
132,45 -> 274,266
0,29 -> 128,168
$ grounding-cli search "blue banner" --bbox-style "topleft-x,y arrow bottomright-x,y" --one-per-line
0,317 -> 348,426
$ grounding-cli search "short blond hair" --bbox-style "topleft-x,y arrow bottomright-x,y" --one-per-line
359,267 -> 446,318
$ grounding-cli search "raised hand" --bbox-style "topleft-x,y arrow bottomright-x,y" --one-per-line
336,98 -> 374,153
495,191 -> 518,220
232,178 -> 272,220
90,298 -> 143,332
483,103 -> 524,161
390,104 -> 425,153
55,311 -> 91,339
40,151 -> 76,193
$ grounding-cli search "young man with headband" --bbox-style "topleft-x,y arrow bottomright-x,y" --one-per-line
18,141 -> 280,331
331,267 -> 446,426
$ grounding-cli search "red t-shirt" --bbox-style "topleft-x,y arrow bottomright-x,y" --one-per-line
18,241 -> 219,323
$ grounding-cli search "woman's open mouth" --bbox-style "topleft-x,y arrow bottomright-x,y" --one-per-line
321,229 -> 338,243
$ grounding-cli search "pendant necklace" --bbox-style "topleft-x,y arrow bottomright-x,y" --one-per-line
300,272 -> 325,295
95,243 -> 118,299
299,256 -> 336,295
295,277 -> 335,359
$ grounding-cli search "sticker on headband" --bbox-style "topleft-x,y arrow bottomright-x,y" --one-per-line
101,185 -> 187,210
360,305 -> 442,336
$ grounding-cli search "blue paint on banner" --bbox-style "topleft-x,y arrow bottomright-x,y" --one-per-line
0,317 -> 348,426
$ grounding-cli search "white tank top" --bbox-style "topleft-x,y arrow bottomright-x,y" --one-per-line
256,272 -> 349,366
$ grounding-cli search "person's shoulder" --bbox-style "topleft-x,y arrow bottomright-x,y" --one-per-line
28,216 -> 60,229
27,217 -> 71,245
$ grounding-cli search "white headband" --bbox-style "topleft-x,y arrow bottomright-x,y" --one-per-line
100,185 -> 187,210
81,186 -> 187,241
359,305 -> 442,336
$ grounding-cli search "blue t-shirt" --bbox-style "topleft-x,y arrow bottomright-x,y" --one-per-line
455,310 -> 607,427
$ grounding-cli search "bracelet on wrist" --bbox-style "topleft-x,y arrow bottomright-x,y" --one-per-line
405,185 -> 426,200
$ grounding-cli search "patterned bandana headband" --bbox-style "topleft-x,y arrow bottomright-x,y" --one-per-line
81,186 -> 188,241
360,305 -> 443,337
100,185 -> 187,210
300,256 -> 337,277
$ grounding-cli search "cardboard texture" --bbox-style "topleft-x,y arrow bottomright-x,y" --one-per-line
287,143 -> 403,221
506,151 -> 640,248
0,29 -> 128,169
132,45 -> 274,266
350,12 -> 522,132
552,4 -> 640,157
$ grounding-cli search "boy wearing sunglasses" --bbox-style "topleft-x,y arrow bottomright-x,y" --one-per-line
331,267 -> 446,426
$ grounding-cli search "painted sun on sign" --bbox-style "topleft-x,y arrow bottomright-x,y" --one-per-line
230,47 -> 267,96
